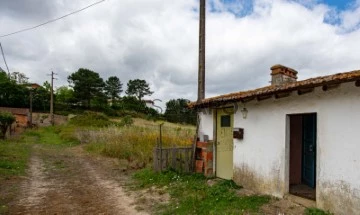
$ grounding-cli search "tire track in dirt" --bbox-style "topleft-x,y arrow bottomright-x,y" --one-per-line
82,161 -> 147,215
9,145 -> 149,215
15,150 -> 50,213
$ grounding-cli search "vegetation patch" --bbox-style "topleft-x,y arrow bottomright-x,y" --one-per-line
305,207 -> 333,215
83,120 -> 194,166
0,140 -> 30,177
133,169 -> 270,215
69,112 -> 114,127
23,126 -> 79,146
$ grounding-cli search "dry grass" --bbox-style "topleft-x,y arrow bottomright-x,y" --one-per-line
79,118 -> 196,166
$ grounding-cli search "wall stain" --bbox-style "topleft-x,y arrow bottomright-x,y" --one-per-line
318,180 -> 360,214
233,162 -> 285,198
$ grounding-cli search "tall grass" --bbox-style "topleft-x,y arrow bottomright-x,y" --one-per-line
81,123 -> 195,165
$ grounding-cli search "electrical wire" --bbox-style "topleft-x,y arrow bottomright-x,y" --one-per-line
0,42 -> 10,76
0,0 -> 106,38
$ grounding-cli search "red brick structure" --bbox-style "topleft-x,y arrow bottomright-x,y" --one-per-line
0,107 -> 30,127
195,141 -> 214,177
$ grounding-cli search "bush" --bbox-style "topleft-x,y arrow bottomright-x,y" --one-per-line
119,115 -> 133,127
0,112 -> 15,139
69,112 -> 113,127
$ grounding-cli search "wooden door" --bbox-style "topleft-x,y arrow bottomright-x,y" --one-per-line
216,108 -> 234,180
302,114 -> 316,188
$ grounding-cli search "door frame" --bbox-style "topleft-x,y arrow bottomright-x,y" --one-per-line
286,113 -> 318,199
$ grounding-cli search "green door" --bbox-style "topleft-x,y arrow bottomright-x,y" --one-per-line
216,109 -> 234,180
302,114 -> 316,188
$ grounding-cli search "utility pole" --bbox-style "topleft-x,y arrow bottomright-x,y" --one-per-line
198,0 -> 206,102
0,42 -> 10,78
29,90 -> 33,127
49,71 -> 57,126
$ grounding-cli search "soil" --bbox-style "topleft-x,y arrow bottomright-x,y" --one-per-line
4,145 -> 167,215
2,143 -> 309,215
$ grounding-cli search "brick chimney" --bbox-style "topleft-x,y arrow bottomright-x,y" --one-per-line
270,64 -> 298,86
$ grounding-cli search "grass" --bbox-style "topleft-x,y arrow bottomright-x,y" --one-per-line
133,168 -> 271,215
0,138 -> 31,214
82,118 -> 195,165
24,126 -> 79,146
0,140 -> 30,177
305,207 -> 333,215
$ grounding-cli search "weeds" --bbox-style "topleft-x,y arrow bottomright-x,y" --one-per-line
0,140 -> 30,177
133,169 -> 270,214
82,121 -> 195,165
69,112 -> 114,127
24,126 -> 79,146
305,208 -> 333,215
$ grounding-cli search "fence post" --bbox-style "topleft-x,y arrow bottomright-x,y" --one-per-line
159,123 -> 164,172
153,147 -> 158,172
172,148 -> 176,170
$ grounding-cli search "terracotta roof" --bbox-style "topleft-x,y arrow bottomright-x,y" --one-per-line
189,70 -> 360,108
0,107 -> 29,116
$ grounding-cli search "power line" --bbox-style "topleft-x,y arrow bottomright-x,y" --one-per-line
0,42 -> 10,77
0,0 -> 106,38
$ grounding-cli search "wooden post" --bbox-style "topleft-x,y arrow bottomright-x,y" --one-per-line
153,147 -> 158,172
172,148 -> 177,170
198,0 -> 206,101
159,123 -> 164,171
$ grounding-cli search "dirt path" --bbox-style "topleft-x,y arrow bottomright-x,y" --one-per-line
8,145 -> 150,215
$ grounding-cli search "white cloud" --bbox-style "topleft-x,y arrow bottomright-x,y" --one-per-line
1,0 -> 360,109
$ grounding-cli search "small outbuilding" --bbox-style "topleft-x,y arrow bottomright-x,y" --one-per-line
0,107 -> 30,127
190,65 -> 360,214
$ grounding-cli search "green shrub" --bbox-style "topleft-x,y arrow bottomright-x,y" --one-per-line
69,112 -> 113,127
120,115 -> 133,127
0,111 -> 16,139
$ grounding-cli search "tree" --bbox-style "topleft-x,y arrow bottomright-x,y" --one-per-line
32,86 -> 50,112
0,71 -> 28,108
68,68 -> 105,108
43,81 -> 51,93
125,79 -> 153,100
10,72 -> 29,84
55,86 -> 75,105
164,98 -> 196,125
105,76 -> 122,101
0,111 -> 15,139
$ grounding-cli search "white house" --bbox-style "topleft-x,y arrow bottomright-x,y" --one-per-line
190,65 -> 360,214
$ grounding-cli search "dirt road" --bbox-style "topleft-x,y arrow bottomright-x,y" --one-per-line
8,145 -> 153,215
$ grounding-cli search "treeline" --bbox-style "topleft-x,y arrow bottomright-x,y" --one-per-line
0,68 -> 196,125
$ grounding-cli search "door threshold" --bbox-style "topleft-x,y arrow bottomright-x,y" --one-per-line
285,194 -> 316,208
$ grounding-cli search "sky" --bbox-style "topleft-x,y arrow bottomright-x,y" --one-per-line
0,0 -> 360,109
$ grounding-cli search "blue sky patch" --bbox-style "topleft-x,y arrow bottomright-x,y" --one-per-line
208,0 -> 253,17
320,0 -> 356,11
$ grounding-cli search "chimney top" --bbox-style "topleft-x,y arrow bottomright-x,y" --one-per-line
270,64 -> 298,86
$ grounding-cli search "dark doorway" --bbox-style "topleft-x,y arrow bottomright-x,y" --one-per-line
289,113 -> 316,200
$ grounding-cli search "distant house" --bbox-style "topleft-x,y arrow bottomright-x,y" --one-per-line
28,83 -> 41,89
190,65 -> 360,214
0,107 -> 30,127
143,100 -> 155,108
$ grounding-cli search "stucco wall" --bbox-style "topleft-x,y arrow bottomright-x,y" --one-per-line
199,82 -> 360,214
198,111 -> 214,140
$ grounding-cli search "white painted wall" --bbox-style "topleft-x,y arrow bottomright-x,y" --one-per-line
199,82 -> 360,214
198,110 -> 214,140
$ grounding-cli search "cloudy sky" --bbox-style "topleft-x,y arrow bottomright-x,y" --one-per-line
1,0 -> 360,108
